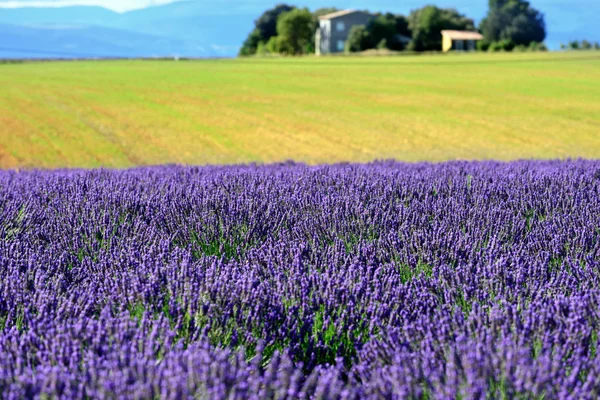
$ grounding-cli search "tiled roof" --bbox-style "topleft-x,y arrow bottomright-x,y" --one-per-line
441,30 -> 484,40
318,9 -> 361,20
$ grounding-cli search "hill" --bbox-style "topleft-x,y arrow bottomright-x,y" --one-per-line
0,3 -> 254,58
0,52 -> 599,168
0,23 -> 198,58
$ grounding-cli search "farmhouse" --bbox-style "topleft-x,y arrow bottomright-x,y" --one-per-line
316,10 -> 373,55
441,30 -> 484,52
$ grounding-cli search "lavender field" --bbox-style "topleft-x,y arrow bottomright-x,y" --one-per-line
1,160 -> 600,399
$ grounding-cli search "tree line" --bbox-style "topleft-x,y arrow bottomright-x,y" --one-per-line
561,40 -> 600,51
239,0 -> 549,56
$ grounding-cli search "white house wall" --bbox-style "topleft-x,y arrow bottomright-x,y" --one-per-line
319,20 -> 331,55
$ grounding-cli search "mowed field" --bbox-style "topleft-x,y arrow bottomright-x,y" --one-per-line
1,51 -> 599,168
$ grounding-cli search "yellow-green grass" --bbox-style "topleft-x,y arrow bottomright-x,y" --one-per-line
1,52 -> 599,168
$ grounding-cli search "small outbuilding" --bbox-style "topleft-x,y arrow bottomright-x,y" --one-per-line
441,30 -> 484,52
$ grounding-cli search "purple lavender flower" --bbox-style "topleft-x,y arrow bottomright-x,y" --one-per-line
0,161 -> 599,398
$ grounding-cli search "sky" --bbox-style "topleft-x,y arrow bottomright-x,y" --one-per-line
0,0 -> 595,19
0,0 -> 178,12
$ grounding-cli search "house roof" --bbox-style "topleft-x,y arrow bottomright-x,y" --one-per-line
318,9 -> 361,20
441,30 -> 484,40
395,34 -> 412,44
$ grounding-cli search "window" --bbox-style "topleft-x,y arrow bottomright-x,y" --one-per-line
455,40 -> 464,51
337,40 -> 345,52
336,21 -> 345,32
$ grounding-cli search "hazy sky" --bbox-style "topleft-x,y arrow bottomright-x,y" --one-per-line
0,0 -> 595,15
0,0 -> 178,12
0,0 -> 594,13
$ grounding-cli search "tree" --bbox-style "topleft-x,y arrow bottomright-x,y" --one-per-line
393,14 -> 411,38
563,40 -> 600,51
370,14 -> 408,51
239,29 -> 262,56
345,25 -> 373,53
345,13 -> 412,53
408,6 -> 475,51
369,16 -> 397,48
480,0 -> 545,46
276,8 -> 315,55
256,4 -> 296,41
239,4 -> 296,56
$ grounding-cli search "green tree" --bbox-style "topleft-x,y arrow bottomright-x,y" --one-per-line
393,14 -> 411,38
408,6 -> 475,51
369,14 -> 401,50
239,29 -> 262,56
345,13 -> 412,53
239,4 -> 296,56
480,0 -> 545,46
345,25 -> 373,53
564,40 -> 600,51
276,8 -> 315,55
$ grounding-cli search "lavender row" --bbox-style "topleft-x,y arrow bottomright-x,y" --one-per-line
1,161 -> 600,398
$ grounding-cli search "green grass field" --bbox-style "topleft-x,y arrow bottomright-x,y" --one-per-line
1,52 -> 599,168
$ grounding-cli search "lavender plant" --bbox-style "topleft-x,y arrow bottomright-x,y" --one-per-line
1,161 -> 599,399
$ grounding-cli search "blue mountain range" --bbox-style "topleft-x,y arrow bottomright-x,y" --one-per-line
0,0 -> 597,58
0,2 -> 254,58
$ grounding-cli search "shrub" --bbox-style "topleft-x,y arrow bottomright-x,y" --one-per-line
265,36 -> 281,54
477,39 -> 491,51
514,44 -> 527,52
560,40 -> 600,51
255,41 -> 270,56
488,41 -> 502,52
528,41 -> 548,52
514,42 -> 547,52
581,40 -> 593,50
488,39 -> 515,52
